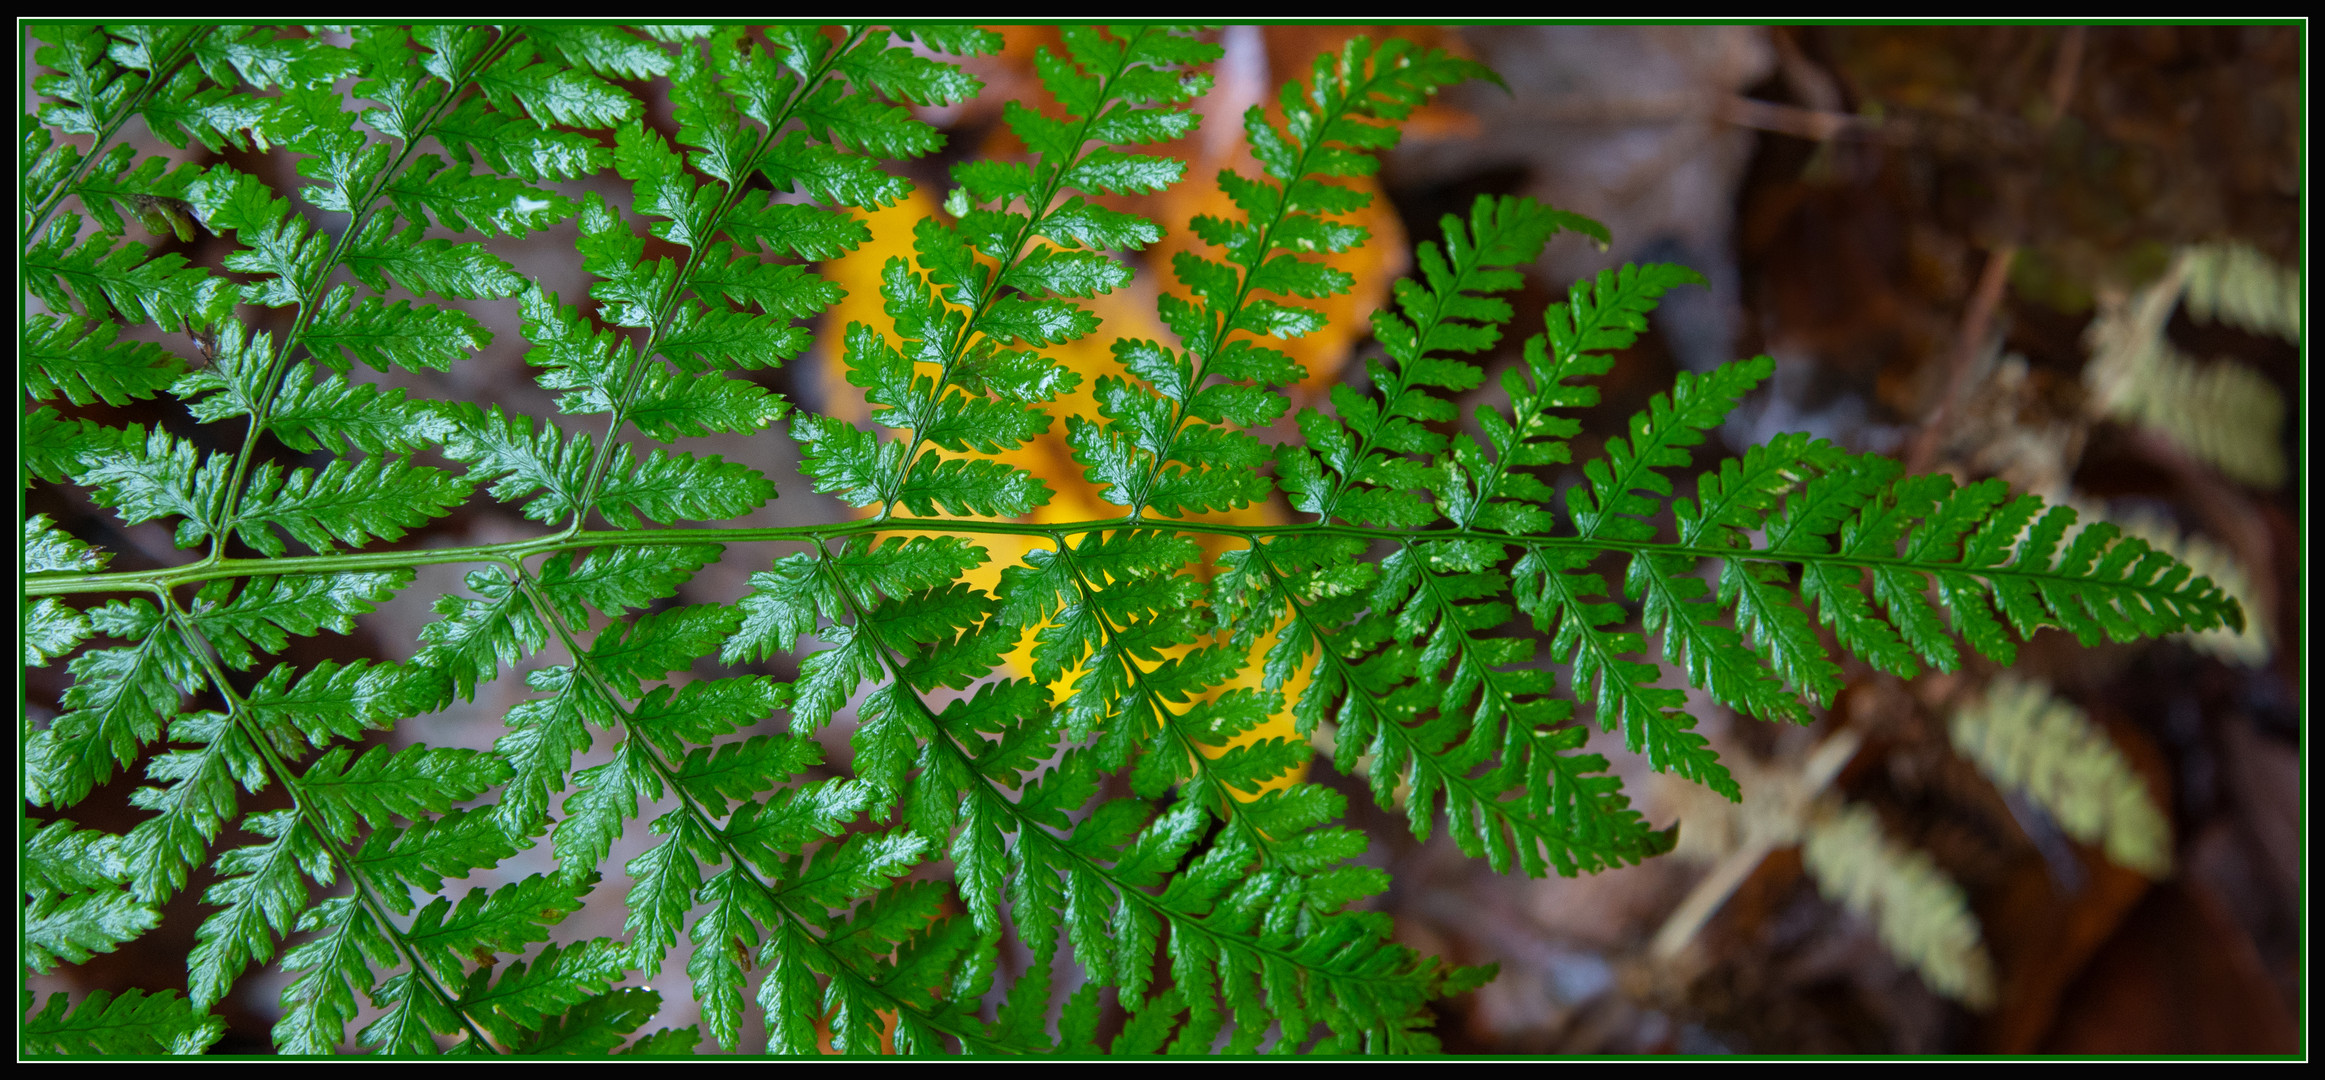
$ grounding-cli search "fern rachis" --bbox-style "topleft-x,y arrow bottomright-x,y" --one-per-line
19,23 -> 2241,1056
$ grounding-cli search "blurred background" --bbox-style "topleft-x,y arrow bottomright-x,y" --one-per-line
26,24 -> 2302,1055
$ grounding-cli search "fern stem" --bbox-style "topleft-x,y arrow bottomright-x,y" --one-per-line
161,600 -> 502,1053
21,27 -> 213,242
30,516 -> 2233,643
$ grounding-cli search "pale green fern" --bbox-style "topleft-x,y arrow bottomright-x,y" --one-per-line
1649,731 -> 1998,1010
2083,245 -> 2294,490
1800,800 -> 1996,1009
20,24 -> 2241,1056
1949,675 -> 2173,878
2179,240 -> 2301,343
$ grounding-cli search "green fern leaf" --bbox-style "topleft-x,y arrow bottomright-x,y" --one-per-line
456,937 -> 632,1048
357,971 -> 461,1055
274,895 -> 396,1053
300,744 -> 512,842
25,212 -> 232,328
23,313 -> 189,407
25,889 -> 157,973
596,447 -> 776,527
119,715 -> 246,905
415,568 -> 549,702
234,458 -> 472,556
261,368 -> 457,455
188,571 -> 409,670
350,808 -> 524,916
188,810 -> 332,1008
23,987 -> 225,1057
511,986 -> 671,1055
537,543 -> 720,623
344,218 -> 528,298
26,597 -> 95,667
72,422 -> 235,548
303,289 -> 501,373
554,739 -> 661,879
36,600 -> 200,808
23,820 -> 159,974
2180,240 -> 2300,341
49,143 -> 201,237
404,873 -> 589,982
242,659 -> 441,751
620,812 -> 716,970
441,405 -> 594,523
660,298 -> 814,371
23,407 -> 133,487
688,868 -> 780,1048
189,24 -> 356,90
22,23 -> 2253,1057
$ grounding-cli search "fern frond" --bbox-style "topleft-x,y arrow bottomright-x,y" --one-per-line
272,897 -> 394,1053
259,369 -> 458,456
1801,801 -> 1995,1008
510,988 -> 687,1055
1284,194 -> 1592,529
233,459 -> 472,557
415,568 -> 550,702
798,25 -> 1215,526
187,571 -> 409,670
25,513 -> 112,576
188,808 -> 331,1007
32,599 -> 202,809
24,211 -> 234,329
118,712 -> 250,906
22,407 -> 132,488
458,939 -> 636,1050
2179,240 -> 2300,342
440,405 -> 595,524
1949,676 -> 2172,877
22,23 -> 2255,1057
2084,249 -> 2289,488
23,312 -> 189,404
1087,34 -> 1485,518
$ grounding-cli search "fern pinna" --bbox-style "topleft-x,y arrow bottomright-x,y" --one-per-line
20,24 -> 2241,1056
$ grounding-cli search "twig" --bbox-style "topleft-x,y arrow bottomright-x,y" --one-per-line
2043,28 -> 2088,126
1902,28 -> 2086,476
1904,243 -> 2018,476
1716,95 -> 1857,142
1510,92 -> 1875,143
1649,729 -> 1864,961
